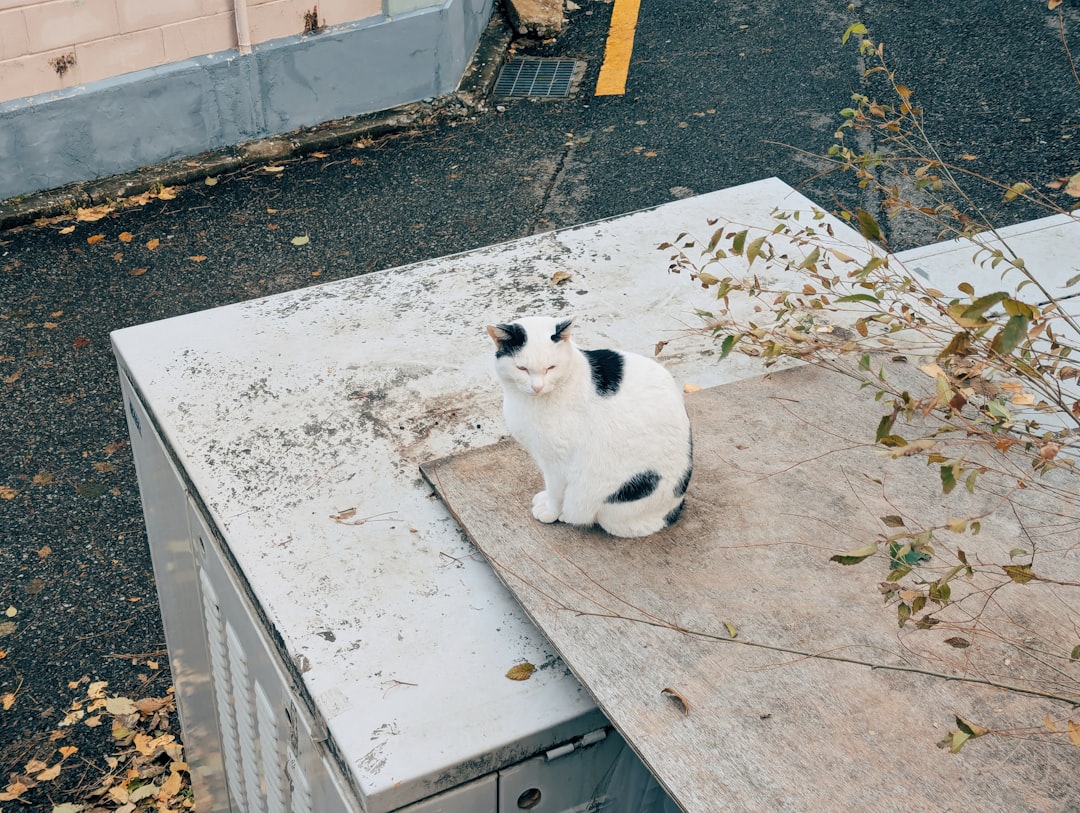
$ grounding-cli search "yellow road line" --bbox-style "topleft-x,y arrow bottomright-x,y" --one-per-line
595,0 -> 642,96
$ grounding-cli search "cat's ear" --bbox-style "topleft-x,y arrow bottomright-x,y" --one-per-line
487,323 -> 526,357
552,317 -> 574,343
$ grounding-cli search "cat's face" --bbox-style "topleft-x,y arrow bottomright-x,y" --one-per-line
487,316 -> 574,396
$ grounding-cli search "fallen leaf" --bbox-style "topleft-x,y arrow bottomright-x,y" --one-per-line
683,383 -> 702,393
76,204 -> 112,222
943,636 -> 971,648
88,681 -> 108,699
1066,171 -> 1080,198
86,234 -> 105,245
52,804 -> 83,813
2,693 -> 14,710
118,231 -> 133,242
38,545 -> 51,559
264,165 -> 285,173
290,235 -> 310,246
158,768 -> 183,798
661,687 -> 690,716
330,508 -> 357,522
35,763 -> 62,781
73,336 -> 91,348
960,153 -> 977,160
105,696 -> 138,715
204,176 -> 218,186
0,486 -> 18,499
84,714 -> 102,727
146,238 -> 160,250
551,270 -> 572,285
644,151 -> 658,158
4,606 -> 16,618
129,268 -> 148,276
0,779 -> 30,801
43,322 -> 59,329
2,370 -> 21,384
188,255 -> 208,262
59,225 -> 76,234
505,662 -> 536,681
0,621 -> 17,637
311,151 -> 328,158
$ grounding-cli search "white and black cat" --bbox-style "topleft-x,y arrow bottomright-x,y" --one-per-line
486,316 -> 692,538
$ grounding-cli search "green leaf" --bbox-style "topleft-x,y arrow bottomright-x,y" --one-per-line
1070,645 -> 1080,662
746,235 -> 767,268
841,22 -> 868,44
855,208 -> 884,244
1002,564 -> 1037,584
830,544 -> 878,565
940,464 -> 957,495
290,234 -> 311,246
939,729 -> 971,753
837,293 -> 880,303
719,334 -> 737,360
731,229 -> 747,255
960,291 -> 1008,320
990,314 -> 1029,355
875,413 -> 896,442
877,434 -> 908,448
858,353 -> 871,371
723,620 -> 738,639
1008,548 -> 1029,559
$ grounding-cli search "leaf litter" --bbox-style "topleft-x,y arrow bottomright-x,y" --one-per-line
0,675 -> 192,810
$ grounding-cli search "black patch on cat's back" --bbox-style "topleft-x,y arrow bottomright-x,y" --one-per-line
494,323 -> 527,358
582,348 -> 624,397
664,500 -> 685,527
605,470 -> 661,504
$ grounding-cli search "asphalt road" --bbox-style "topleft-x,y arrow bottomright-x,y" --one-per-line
1,0 -> 1078,806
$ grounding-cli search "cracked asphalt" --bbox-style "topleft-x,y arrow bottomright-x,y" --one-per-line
2,0 -> 1078,805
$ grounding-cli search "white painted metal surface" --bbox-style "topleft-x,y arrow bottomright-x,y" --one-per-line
112,177 -> 1079,812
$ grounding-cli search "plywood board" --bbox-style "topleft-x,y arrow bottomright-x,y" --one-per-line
421,363 -> 1080,813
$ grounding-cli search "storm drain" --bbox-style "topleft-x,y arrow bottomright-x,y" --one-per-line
493,58 -> 581,98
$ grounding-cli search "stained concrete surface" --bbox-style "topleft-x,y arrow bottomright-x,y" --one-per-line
1,0 -> 1078,806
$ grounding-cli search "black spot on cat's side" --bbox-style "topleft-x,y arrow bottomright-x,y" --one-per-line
674,435 -> 693,497
494,323 -> 527,358
583,349 -> 623,397
664,500 -> 685,527
605,470 -> 660,503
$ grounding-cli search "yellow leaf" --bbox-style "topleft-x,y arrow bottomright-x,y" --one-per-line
58,745 -> 77,759
0,780 -> 29,801
88,680 -> 108,699
87,234 -> 105,244
75,204 -> 112,222
155,186 -> 178,200
683,383 -> 702,393
644,151 -> 658,158
187,255 -> 208,262
159,768 -> 183,798
1066,171 -> 1080,198
290,235 -> 310,246
505,662 -> 536,681
960,153 -> 977,160
204,176 -> 218,186
1,486 -> 18,499
1069,720 -> 1080,748
105,696 -> 138,715
1050,0 -> 1063,9
43,322 -> 59,329
264,165 -> 285,173
311,151 -> 329,158
4,606 -> 15,617
146,238 -> 160,250
84,714 -> 103,727
35,762 -> 62,781
59,225 -> 76,234
119,231 -> 133,243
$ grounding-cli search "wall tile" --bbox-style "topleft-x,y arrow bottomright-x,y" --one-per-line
24,0 -> 121,53
75,28 -> 166,85
162,12 -> 237,62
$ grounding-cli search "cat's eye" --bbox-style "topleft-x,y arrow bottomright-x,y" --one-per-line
516,365 -> 527,371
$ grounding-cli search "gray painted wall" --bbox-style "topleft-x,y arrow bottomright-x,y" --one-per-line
0,0 -> 493,202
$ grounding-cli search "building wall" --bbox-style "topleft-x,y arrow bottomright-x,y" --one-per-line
0,0 -> 493,201
0,0 -> 388,104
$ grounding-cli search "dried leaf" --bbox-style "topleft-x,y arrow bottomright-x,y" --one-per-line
829,544 -> 878,565
661,687 -> 690,716
52,804 -> 84,813
1,692 -> 14,710
88,681 -> 108,699
129,268 -> 148,276
943,637 -> 970,649
104,696 -> 137,715
76,204 -> 112,222
1066,171 -> 1080,198
330,507 -> 357,522
86,234 -> 105,245
204,176 -> 218,186
264,165 -> 285,173
118,231 -> 133,243
1002,564 -> 1037,584
683,383 -> 702,393
551,270 -> 572,285
1069,720 -> 1080,747
290,235 -> 310,246
187,255 -> 208,262
145,238 -> 160,250
881,515 -> 905,527
59,225 -> 76,234
505,662 -> 535,681
155,186 -> 178,200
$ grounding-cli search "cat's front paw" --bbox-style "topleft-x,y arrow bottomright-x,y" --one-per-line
531,491 -> 561,524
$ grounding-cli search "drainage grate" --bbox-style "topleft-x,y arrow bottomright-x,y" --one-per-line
493,58 -> 580,98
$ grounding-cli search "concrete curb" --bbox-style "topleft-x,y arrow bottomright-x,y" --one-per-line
0,15 -> 512,233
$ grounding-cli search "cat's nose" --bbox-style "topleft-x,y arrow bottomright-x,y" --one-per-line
530,376 -> 545,394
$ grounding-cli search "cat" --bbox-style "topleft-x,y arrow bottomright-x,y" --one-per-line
486,315 -> 693,538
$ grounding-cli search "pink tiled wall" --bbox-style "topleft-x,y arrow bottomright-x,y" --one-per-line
0,0 -> 382,104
